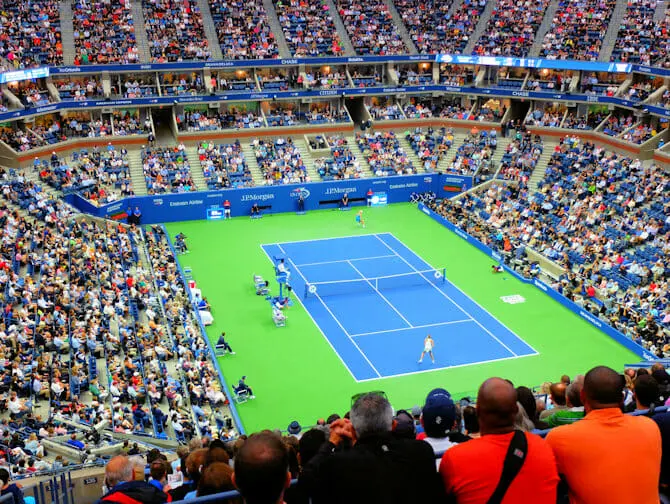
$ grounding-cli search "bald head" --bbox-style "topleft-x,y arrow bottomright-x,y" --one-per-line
476,378 -> 518,435
550,382 -> 567,406
105,456 -> 134,488
583,366 -> 624,411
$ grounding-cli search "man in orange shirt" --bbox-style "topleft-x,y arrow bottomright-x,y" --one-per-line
439,378 -> 559,503
546,366 -> 661,504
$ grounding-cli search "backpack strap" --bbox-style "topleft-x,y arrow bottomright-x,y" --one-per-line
486,430 -> 528,504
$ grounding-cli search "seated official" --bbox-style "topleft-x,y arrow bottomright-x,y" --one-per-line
340,193 -> 349,208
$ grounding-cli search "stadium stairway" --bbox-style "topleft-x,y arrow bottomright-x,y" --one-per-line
598,0 -> 629,62
345,135 -> 372,176
383,0 -> 418,54
128,148 -> 149,196
655,0 -> 668,21
463,0 -> 498,55
489,136 -> 513,173
59,1 -> 76,65
185,145 -> 207,191
528,0 -> 561,57
528,140 -> 557,192
323,0 -> 357,56
292,137 -> 320,181
131,0 -> 153,63
241,141 -> 266,186
195,0 -> 224,60
398,135 -> 426,173
262,0 -> 293,58
436,131 -> 468,173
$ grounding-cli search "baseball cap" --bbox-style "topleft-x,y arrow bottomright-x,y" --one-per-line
422,388 -> 456,438
287,421 -> 301,436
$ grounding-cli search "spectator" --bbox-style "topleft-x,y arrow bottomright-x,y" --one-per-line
209,0 -> 278,59
439,378 -> 559,503
539,382 -> 568,420
96,455 -> 168,504
545,379 -> 585,427
634,374 -> 661,411
546,366 -> 661,503
303,392 -> 443,503
233,432 -> 291,504
418,388 -> 468,454
197,462 -> 234,497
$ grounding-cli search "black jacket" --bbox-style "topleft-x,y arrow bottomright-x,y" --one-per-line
301,433 -> 444,504
95,481 -> 170,504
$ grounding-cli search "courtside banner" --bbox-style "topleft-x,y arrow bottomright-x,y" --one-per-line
418,203 -> 657,362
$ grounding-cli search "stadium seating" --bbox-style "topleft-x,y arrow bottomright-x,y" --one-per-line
208,0 -> 279,59
197,141 -> 254,189
142,146 -> 197,194
274,0 -> 344,56
252,138 -> 310,185
356,131 -> 415,176
337,0 -> 407,55
72,0 -> 138,65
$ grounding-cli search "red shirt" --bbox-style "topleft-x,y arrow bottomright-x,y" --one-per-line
439,432 -> 559,504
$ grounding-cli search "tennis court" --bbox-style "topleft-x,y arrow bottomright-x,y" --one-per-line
262,233 -> 538,381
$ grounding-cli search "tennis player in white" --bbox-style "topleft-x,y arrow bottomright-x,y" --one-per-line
418,334 -> 435,364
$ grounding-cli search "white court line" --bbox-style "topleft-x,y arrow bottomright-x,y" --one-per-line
374,233 -> 522,358
357,353 -> 539,383
351,319 -> 473,338
346,260 -> 413,328
378,232 -> 540,356
261,233 -> 384,248
260,245 -> 362,381
295,254 -> 397,268
276,244 -> 382,379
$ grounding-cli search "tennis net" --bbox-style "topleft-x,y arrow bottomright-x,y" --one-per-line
304,268 -> 446,298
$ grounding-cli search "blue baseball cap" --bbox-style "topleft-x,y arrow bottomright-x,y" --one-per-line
422,388 -> 456,438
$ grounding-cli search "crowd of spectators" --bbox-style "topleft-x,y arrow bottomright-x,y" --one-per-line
71,0 -> 139,65
368,103 -> 404,121
627,80 -> 655,102
428,0 -> 489,55
143,0 -> 211,62
38,145 -> 132,204
622,123 -> 657,144
495,130 -> 544,187
526,108 -> 565,128
208,0 -> 279,60
393,0 -> 454,54
211,72 -> 256,92
405,127 -> 455,172
399,68 -> 434,86
434,135 -> 670,353
142,146 -> 197,194
54,78 -> 104,101
275,0 -> 344,56
302,70 -> 348,89
0,0 -> 63,67
177,110 -> 264,131
472,0 -> 551,57
313,135 -> 362,180
581,73 -> 621,96
356,131 -> 415,176
0,128 -> 46,152
96,363 -> 670,504
112,111 -> 151,136
539,0 -> 617,61
197,141 -> 254,189
160,73 -> 206,96
117,76 -> 158,99
350,70 -> 382,88
444,129 -> 496,177
439,65 -> 476,86
13,81 -> 53,107
562,111 -> 607,130
337,0 -> 407,55
602,113 -> 636,136
252,138 -> 310,185
611,0 -> 665,65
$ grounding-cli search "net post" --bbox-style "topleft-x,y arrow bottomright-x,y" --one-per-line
304,283 -> 308,299
442,267 -> 446,282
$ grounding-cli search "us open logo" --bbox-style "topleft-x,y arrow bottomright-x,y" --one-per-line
291,188 -> 310,199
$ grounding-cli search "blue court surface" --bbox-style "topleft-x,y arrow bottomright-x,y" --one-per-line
262,233 -> 538,381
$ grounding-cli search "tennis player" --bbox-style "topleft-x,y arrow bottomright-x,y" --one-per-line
418,334 -> 435,364
355,210 -> 366,228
